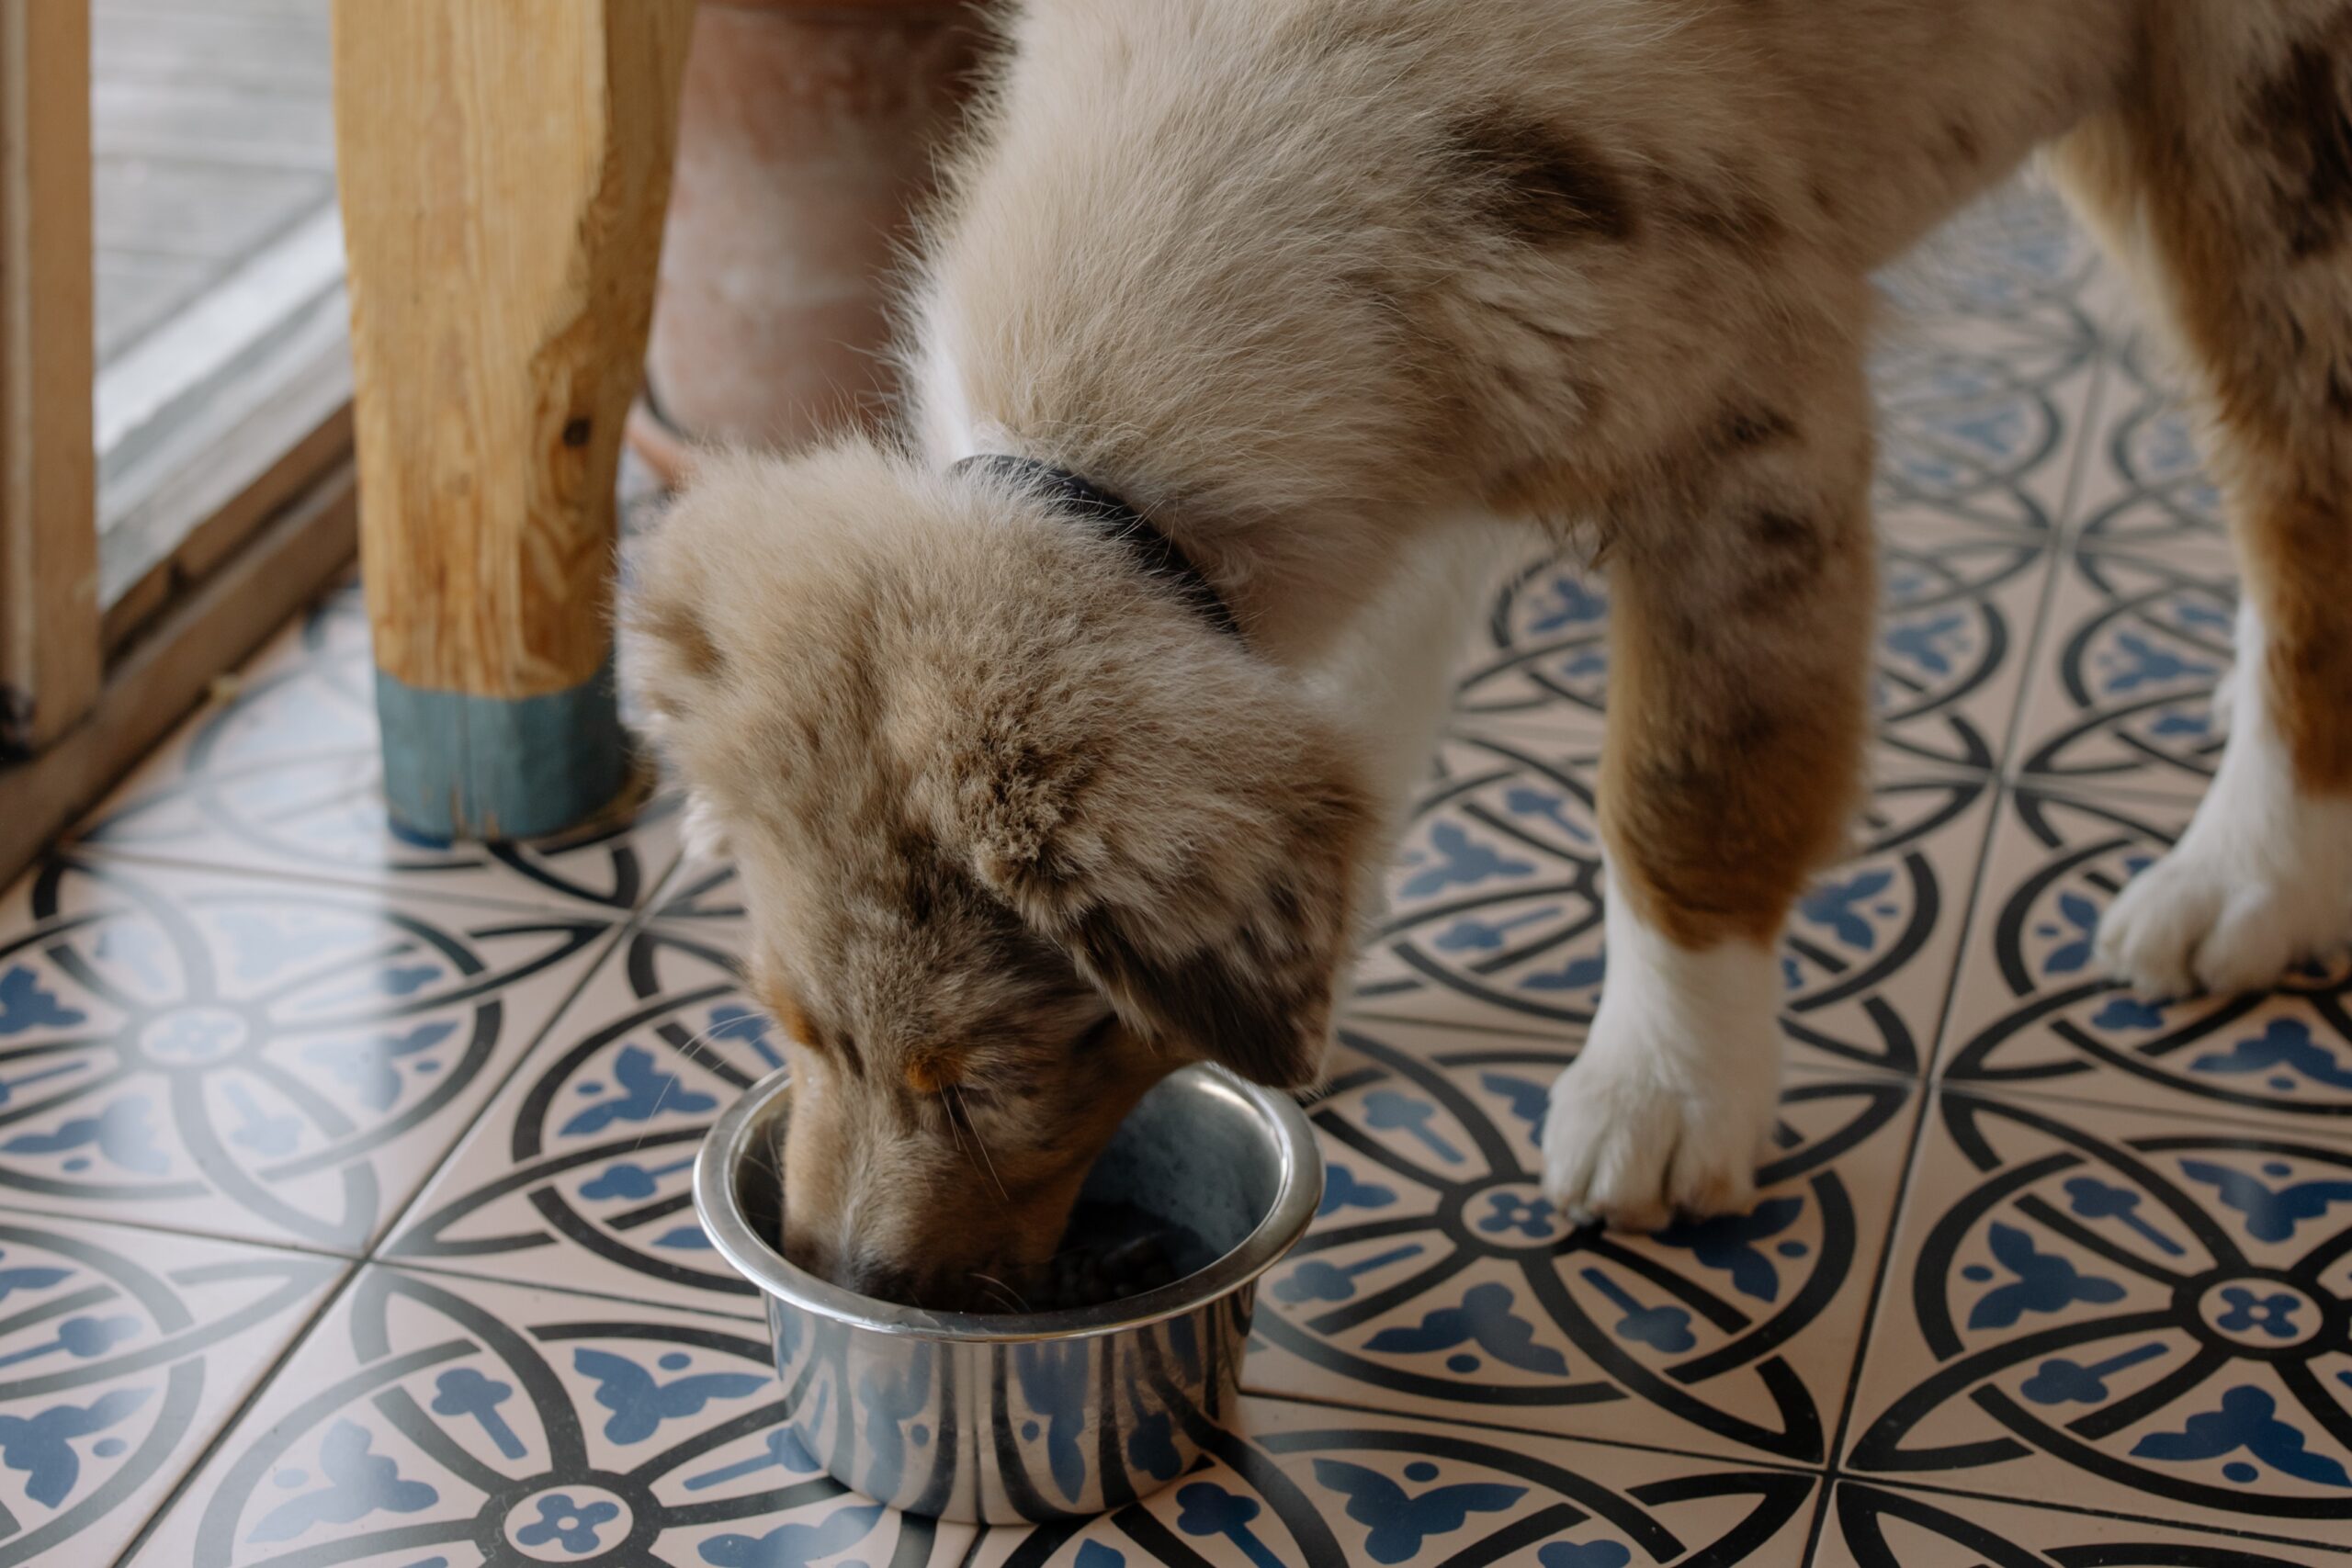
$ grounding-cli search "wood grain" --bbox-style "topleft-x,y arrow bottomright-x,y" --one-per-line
0,0 -> 100,755
333,0 -> 691,704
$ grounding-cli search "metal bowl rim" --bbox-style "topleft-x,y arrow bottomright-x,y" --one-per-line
692,1061 -> 1324,1343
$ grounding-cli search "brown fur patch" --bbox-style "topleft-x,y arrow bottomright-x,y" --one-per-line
1596,375 -> 1875,951
1654,170 -> 1784,251
2055,23 -> 2352,795
2251,22 -> 2352,258
1450,109 -> 1635,244
904,1053 -> 963,1094
1943,117 -> 1984,166
1722,408 -> 1797,449
648,601 -> 723,682
2246,493 -> 2352,791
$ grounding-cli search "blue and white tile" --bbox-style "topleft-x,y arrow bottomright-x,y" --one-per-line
385,919 -> 778,1315
2068,345 -> 2235,575
642,860 -> 749,953
1845,1089 -> 2352,1548
960,1394 -> 1818,1568
70,584 -> 682,917
1873,517 -> 2057,779
1936,788 -> 2352,1133
2014,346 -> 2237,807
1242,1018 -> 1917,1465
0,853 -> 615,1251
1870,180 -> 2109,538
0,1216 -> 339,1567
1867,319 -> 2100,553
1817,1481 -> 2346,1568
1352,731 -> 1996,1081
2009,546 -> 2233,804
128,1264 -> 958,1568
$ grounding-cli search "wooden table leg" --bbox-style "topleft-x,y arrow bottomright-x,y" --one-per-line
0,0 -> 98,757
332,0 -> 691,840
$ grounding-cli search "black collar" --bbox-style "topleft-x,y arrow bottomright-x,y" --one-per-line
952,454 -> 1240,638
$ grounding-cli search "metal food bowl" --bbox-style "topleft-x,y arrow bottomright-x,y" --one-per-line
693,1062 -> 1323,1524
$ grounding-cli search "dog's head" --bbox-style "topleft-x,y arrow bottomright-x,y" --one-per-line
625,441 -> 1372,1307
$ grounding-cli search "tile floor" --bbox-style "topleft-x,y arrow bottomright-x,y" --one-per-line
4,180 -> 2349,1565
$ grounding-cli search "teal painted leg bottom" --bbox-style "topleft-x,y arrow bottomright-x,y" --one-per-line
374,658 -> 629,842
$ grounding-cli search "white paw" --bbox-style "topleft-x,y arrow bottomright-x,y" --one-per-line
1540,1042 -> 1781,1231
2101,601 -> 2352,998
2098,841 -> 2351,998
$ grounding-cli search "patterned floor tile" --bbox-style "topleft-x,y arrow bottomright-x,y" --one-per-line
644,858 -> 749,947
1817,1482 -> 2346,1567
69,585 -> 683,917
1352,729 -> 1996,1081
957,1395 -> 1817,1568
1242,1018 -> 1916,1466
384,919 -> 780,1314
0,1216 -> 340,1567
2009,544 -> 2233,805
1844,1089 -> 2352,1548
1936,788 -> 2352,1133
1874,514 -> 2060,779
127,1264 -> 960,1568
2070,344 -> 2236,576
16,171 -> 2285,1564
1867,319 -> 2100,552
0,854 -> 616,1252
2014,347 -> 2239,805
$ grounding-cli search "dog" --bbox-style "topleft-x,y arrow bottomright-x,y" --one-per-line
626,0 -> 2352,1306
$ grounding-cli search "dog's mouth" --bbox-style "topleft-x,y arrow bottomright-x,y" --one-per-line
789,1198 -> 1208,1314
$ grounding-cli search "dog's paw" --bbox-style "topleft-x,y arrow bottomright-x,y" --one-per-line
2098,840 -> 2352,998
1540,1019 -> 1781,1233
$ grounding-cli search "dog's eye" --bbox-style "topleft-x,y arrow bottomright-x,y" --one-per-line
1072,1014 -> 1119,1054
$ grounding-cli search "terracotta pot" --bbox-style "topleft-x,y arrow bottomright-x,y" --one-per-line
631,0 -> 980,477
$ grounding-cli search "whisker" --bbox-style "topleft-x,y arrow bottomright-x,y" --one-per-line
631,1009 -> 777,1160
947,1086 -> 1008,1201
968,1270 -> 1029,1313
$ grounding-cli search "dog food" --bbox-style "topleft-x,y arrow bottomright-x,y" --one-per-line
1024,1199 -> 1205,1312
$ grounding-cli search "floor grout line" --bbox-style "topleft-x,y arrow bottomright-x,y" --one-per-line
106,1261 -> 362,1568
0,1198 -> 362,1264
1808,332 -> 2121,1515
1229,1382 -> 1831,1479
1932,1072 -> 2352,1147
354,1253 -> 768,1324
1815,1471 -> 2352,1557
57,833 -> 673,926
360,908 -> 650,1263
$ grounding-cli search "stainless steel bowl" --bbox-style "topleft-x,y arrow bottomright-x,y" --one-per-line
693,1062 -> 1323,1524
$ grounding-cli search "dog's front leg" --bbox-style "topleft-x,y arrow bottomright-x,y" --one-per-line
1542,338 -> 1878,1231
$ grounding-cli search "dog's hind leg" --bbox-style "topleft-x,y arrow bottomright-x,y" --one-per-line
2051,3 -> 2352,998
1541,324 -> 1878,1230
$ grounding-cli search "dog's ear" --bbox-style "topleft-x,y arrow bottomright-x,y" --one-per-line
617,525 -> 722,750
927,676 -> 1372,1090
616,491 -> 743,864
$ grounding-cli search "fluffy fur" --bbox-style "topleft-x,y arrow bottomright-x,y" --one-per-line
628,0 -> 2352,1306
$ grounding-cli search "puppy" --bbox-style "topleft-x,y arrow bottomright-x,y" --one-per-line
628,0 -> 2352,1305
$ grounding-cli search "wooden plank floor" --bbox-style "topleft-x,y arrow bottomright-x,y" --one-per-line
91,0 -> 334,366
